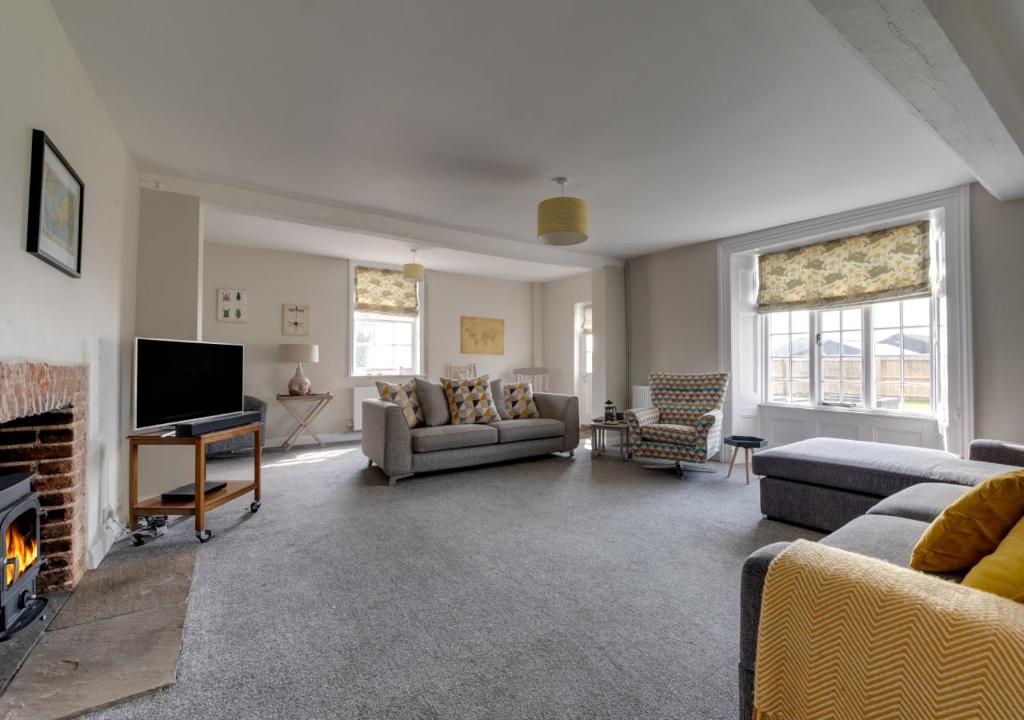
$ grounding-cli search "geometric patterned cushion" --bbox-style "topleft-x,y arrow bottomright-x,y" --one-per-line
641,423 -> 698,445
375,379 -> 424,428
502,382 -> 539,419
441,376 -> 500,425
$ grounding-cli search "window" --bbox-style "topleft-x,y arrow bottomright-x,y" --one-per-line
764,297 -> 933,415
351,265 -> 422,376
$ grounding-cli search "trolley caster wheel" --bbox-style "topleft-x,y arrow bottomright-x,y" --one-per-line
132,533 -> 145,547
250,501 -> 261,513
196,529 -> 213,543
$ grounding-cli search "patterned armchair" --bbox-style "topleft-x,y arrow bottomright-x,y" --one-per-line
625,372 -> 730,473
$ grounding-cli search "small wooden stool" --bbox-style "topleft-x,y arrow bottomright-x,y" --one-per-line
724,436 -> 767,485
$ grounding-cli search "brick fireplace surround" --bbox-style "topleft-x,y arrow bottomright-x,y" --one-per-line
0,362 -> 88,592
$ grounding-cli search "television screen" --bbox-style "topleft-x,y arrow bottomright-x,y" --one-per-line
134,338 -> 244,430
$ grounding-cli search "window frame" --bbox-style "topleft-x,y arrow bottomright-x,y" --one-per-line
348,263 -> 424,378
761,298 -> 936,418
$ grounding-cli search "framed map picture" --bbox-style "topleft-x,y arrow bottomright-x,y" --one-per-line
26,130 -> 84,278
282,303 -> 309,336
460,316 -> 504,355
217,288 -> 247,322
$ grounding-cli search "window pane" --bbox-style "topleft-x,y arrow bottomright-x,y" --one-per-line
790,310 -> 809,333
585,351 -> 593,374
369,345 -> 392,370
355,322 -> 373,343
771,380 -> 790,403
903,383 -> 931,412
374,321 -> 394,345
792,380 -> 810,404
841,331 -> 862,356
820,310 -> 840,332
394,322 -> 413,344
584,334 -> 593,352
902,297 -> 930,327
791,359 -> 809,379
902,327 -> 930,356
841,357 -> 862,382
904,357 -> 930,384
770,336 -> 790,357
821,381 -> 841,403
820,332 -> 841,356
791,334 -> 809,357
873,301 -> 900,329
770,313 -> 789,334
355,345 -> 368,369
841,308 -> 862,330
821,357 -> 840,381
842,382 -> 863,405
873,329 -> 900,356
771,358 -> 790,380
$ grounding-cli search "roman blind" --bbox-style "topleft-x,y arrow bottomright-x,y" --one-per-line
756,220 -> 930,312
354,265 -> 419,316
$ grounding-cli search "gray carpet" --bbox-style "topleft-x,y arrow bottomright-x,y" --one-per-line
83,445 -> 818,720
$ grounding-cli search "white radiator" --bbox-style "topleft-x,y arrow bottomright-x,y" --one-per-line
631,385 -> 652,409
351,386 -> 377,431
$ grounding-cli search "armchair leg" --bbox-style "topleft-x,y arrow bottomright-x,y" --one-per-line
569,450 -> 575,458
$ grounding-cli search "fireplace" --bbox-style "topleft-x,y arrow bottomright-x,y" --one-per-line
0,362 -> 88,594
0,471 -> 45,638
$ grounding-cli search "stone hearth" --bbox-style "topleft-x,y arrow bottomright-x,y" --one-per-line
0,363 -> 87,592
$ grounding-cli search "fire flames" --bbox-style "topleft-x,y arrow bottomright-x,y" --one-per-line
5,521 -> 38,588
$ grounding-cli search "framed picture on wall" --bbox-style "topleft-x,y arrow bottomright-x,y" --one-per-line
282,303 -> 309,336
217,288 -> 248,322
26,129 -> 85,278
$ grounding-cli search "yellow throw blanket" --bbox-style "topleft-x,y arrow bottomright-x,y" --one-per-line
753,539 -> 1024,720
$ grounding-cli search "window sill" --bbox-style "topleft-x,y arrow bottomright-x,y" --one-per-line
759,402 -> 938,421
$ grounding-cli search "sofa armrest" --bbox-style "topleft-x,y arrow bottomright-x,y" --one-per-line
244,395 -> 268,446
360,399 -> 412,477
969,439 -> 1024,467
624,407 -> 660,446
534,392 -> 579,451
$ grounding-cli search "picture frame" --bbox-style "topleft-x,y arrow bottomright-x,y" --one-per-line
460,316 -> 504,355
26,129 -> 85,278
446,363 -> 477,380
216,288 -> 248,322
282,303 -> 309,336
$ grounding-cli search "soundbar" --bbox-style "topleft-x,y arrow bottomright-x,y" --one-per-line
174,411 -> 262,437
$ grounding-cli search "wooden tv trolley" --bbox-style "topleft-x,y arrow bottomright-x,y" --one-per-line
128,422 -> 261,543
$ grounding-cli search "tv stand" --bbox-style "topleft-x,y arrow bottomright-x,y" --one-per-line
128,422 -> 261,543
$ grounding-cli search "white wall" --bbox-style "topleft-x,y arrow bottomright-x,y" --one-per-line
541,272 -> 592,394
0,1 -> 140,564
424,270 -> 534,382
201,243 -> 537,440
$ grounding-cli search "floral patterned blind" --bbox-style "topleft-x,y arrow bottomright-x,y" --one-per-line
756,221 -> 930,312
354,265 -> 419,316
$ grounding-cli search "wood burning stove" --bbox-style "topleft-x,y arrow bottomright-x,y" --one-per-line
0,471 -> 46,640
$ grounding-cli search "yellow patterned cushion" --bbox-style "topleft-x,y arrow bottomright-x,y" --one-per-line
911,469 -> 1024,573
442,376 -> 500,424
503,382 -> 539,419
963,514 -> 1024,602
375,379 -> 423,428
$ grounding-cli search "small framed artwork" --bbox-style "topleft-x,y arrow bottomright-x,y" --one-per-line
217,289 -> 247,322
446,363 -> 477,380
460,316 -> 504,355
282,303 -> 309,336
26,129 -> 85,278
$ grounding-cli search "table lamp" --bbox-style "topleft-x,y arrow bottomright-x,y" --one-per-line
280,343 -> 319,395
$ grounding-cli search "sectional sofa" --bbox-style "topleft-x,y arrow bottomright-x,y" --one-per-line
739,438 -> 1024,719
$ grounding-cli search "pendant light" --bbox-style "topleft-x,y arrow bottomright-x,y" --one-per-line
537,176 -> 588,246
403,248 -> 425,282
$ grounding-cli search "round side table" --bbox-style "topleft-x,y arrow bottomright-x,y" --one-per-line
724,435 -> 767,485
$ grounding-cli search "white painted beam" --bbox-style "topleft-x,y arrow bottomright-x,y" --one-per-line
139,173 -> 621,270
807,0 -> 1024,200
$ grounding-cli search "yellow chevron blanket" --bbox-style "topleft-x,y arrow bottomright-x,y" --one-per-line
753,540 -> 1024,720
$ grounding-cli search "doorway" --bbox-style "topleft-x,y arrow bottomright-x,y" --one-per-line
575,302 -> 593,423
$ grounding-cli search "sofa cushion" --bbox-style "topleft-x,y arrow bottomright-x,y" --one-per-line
640,423 -> 696,445
376,379 -> 424,428
410,424 -> 498,453
415,379 -> 451,427
750,437 -> 1018,497
442,376 -> 501,424
491,418 -> 564,444
867,483 -> 972,523
489,379 -> 512,420
820,514 -> 932,570
963,514 -> 1024,602
502,382 -> 540,419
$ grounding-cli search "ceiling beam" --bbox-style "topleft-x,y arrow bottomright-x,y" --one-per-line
139,173 -> 621,270
807,0 -> 1024,200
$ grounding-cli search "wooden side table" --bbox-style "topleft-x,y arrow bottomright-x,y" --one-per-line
128,422 -> 262,543
724,435 -> 768,485
590,420 -> 630,460
276,393 -> 334,449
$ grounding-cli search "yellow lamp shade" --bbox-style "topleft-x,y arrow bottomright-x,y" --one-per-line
403,262 -> 425,281
537,196 -> 588,246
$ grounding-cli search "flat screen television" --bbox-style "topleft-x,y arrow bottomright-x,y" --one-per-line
133,338 -> 244,431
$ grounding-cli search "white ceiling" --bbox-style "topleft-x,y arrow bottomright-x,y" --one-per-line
53,0 -> 975,259
203,206 -> 588,282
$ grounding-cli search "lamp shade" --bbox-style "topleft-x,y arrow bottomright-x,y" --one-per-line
279,343 -> 319,363
537,196 -> 588,246
403,262 -> 425,281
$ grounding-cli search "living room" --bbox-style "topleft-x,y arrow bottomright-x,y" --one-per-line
2,1 -> 1024,718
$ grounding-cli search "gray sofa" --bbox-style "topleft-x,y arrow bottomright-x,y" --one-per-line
751,436 -> 1023,532
739,438 -> 1024,720
361,379 -> 579,485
